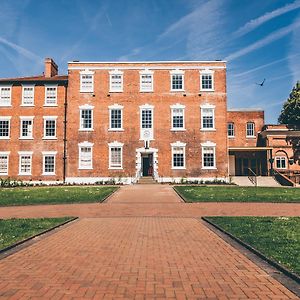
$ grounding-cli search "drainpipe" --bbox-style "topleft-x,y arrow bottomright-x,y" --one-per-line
63,83 -> 68,183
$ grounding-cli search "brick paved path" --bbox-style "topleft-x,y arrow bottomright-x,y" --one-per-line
0,185 -> 299,299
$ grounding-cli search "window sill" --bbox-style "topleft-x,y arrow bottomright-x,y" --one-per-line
79,129 -> 94,132
43,104 -> 58,107
170,89 -> 185,92
0,105 -> 12,107
78,167 -> 93,170
200,89 -> 215,92
140,90 -> 153,93
0,137 -> 10,140
202,167 -> 217,170
246,136 -> 256,139
42,173 -> 56,176
20,104 -> 35,107
19,137 -> 34,140
200,128 -> 216,132
18,173 -> 32,176
172,167 -> 186,170
80,90 -> 94,94
228,136 -> 235,138
42,137 -> 57,140
109,167 -> 123,170
0,173 -> 8,176
108,129 -> 124,132
170,129 -> 186,131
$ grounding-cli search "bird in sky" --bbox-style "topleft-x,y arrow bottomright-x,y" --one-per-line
255,78 -> 266,86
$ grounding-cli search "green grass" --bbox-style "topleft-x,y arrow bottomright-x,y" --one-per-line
206,217 -> 300,276
174,186 -> 300,203
0,217 -> 71,250
0,186 -> 117,206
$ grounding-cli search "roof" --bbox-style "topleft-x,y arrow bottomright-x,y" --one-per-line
0,75 -> 68,84
68,60 -> 226,64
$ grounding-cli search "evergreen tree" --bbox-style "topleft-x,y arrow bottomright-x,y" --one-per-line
278,81 -> 300,127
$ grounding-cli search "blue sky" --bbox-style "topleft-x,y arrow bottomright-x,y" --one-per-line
0,0 -> 299,123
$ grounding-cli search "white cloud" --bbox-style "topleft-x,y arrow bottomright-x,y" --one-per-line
225,20 -> 300,61
288,16 -> 300,84
234,0 -> 300,38
0,36 -> 42,64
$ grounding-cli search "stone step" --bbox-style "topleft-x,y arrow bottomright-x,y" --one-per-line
231,176 -> 281,187
137,177 -> 157,184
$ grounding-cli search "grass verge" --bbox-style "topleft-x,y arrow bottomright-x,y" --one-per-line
0,217 -> 72,250
174,186 -> 300,202
0,186 -> 117,206
206,216 -> 300,276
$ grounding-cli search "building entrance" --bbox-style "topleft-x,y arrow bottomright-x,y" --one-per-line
142,153 -> 153,177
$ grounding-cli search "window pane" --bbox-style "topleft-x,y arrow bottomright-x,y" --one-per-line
227,123 -> 234,136
81,75 -> 93,92
110,147 -> 122,168
81,109 -> 92,129
247,122 -> 255,136
173,147 -> 184,167
172,108 -> 184,128
141,74 -> 153,91
44,156 -> 55,173
21,120 -> 33,137
0,120 -> 9,137
201,74 -> 212,90
203,147 -> 215,167
110,109 -> 122,129
202,108 -> 214,129
45,120 -> 56,137
23,87 -> 34,105
111,75 -> 122,91
80,147 -> 92,168
0,87 -> 11,105
20,155 -> 31,174
172,75 -> 183,90
45,87 -> 57,105
142,109 -> 152,128
0,155 -> 8,174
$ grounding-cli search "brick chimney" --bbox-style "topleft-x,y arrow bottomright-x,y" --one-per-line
44,58 -> 58,77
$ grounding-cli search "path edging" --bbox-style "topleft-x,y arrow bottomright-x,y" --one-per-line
202,217 -> 300,284
0,217 -> 78,256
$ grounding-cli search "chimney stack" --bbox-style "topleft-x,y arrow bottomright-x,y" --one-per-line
44,58 -> 58,77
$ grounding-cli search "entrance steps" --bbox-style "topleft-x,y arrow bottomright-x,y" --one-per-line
231,176 -> 281,187
137,176 -> 157,184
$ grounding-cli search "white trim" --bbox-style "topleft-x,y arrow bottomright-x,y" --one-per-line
21,85 -> 35,106
42,152 -> 57,175
139,69 -> 154,74
78,142 -> 93,170
69,60 -> 227,64
108,142 -> 123,169
139,103 -> 154,109
109,69 -> 123,92
171,142 -> 186,169
0,152 -> 9,175
43,117 -> 57,139
44,85 -> 58,106
80,71 -> 94,93
170,70 -> 185,91
200,105 -> 215,130
18,152 -> 33,176
79,105 -> 94,131
0,86 -> 12,107
19,116 -> 34,139
0,117 -> 11,139
108,105 -> 124,131
201,142 -> 216,170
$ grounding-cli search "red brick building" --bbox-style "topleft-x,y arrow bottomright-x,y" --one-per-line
1,58 -> 298,184
0,58 -> 67,183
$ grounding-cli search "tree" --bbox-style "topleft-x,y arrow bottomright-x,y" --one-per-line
278,81 -> 300,164
278,81 -> 300,127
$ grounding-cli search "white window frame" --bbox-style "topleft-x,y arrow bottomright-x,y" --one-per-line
43,116 -> 57,139
42,151 -> 57,175
170,69 -> 185,92
108,104 -> 124,131
20,116 -> 34,139
140,104 -> 154,140
109,70 -> 123,92
246,122 -> 255,138
140,70 -> 154,92
21,85 -> 35,106
78,141 -> 94,170
80,70 -> 94,93
200,69 -> 214,91
200,104 -> 215,131
18,151 -> 33,175
227,122 -> 235,138
201,141 -> 216,169
0,116 -> 11,140
79,104 -> 94,131
171,141 -> 186,169
0,151 -> 10,175
170,103 -> 185,131
44,85 -> 58,106
275,156 -> 287,169
0,86 -> 12,107
108,141 -> 124,169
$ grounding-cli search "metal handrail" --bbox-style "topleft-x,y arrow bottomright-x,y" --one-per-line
248,168 -> 257,187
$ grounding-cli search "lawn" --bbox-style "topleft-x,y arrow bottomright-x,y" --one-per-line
0,186 -> 117,206
0,217 -> 71,250
206,216 -> 300,276
174,186 -> 300,203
